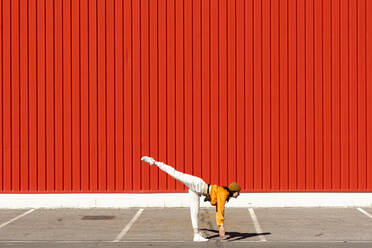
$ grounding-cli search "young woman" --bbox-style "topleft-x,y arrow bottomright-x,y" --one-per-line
141,156 -> 241,242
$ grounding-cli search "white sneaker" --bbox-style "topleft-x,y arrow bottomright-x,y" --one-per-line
193,232 -> 208,242
141,156 -> 156,165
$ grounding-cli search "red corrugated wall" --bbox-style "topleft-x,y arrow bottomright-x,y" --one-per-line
0,0 -> 372,193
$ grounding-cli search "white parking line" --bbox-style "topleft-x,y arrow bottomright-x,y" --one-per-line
248,208 -> 266,242
2,240 -> 371,243
0,209 -> 35,229
357,208 -> 372,219
113,208 -> 144,242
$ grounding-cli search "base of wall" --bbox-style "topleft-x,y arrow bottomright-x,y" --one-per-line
1,193 -> 372,209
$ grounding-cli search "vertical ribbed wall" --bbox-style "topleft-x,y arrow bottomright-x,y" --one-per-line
1,0 -> 372,193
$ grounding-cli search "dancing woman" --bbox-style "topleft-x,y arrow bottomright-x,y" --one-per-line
141,156 -> 241,242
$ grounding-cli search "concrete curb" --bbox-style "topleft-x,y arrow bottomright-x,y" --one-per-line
1,193 -> 372,208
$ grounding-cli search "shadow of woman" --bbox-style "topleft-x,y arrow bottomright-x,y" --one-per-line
200,228 -> 271,241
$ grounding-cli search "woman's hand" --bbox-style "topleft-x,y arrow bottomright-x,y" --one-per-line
219,224 -> 225,238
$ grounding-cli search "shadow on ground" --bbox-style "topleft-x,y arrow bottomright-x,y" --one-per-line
200,228 -> 271,241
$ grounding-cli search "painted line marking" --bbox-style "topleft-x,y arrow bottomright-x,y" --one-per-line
113,208 -> 144,242
248,208 -> 266,242
357,208 -> 372,219
0,209 -> 35,229
0,240 -> 372,243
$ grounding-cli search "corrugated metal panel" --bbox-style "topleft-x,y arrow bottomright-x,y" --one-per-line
0,0 -> 371,193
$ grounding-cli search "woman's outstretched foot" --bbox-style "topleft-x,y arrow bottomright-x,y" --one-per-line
141,156 -> 156,165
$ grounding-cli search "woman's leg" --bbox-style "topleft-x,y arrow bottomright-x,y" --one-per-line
190,188 -> 209,241
154,161 -> 207,195
189,189 -> 200,232
141,157 -> 207,241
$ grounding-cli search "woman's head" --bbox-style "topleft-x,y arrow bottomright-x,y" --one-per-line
228,182 -> 241,198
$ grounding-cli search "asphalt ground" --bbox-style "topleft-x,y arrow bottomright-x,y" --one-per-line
0,207 -> 371,247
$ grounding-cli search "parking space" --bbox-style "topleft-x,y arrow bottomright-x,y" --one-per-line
122,207 -> 264,242
0,207 -> 371,247
255,208 -> 372,241
0,208 -> 140,241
